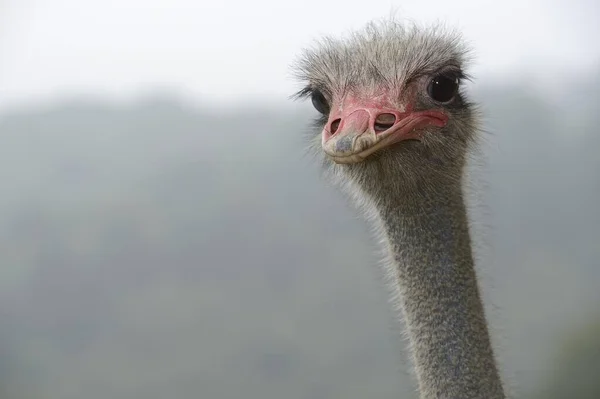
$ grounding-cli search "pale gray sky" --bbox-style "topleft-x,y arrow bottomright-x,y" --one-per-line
0,0 -> 598,110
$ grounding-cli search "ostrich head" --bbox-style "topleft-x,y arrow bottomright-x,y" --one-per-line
292,21 -> 507,398
294,21 -> 477,200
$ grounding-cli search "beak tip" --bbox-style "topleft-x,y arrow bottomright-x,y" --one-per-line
335,135 -> 354,153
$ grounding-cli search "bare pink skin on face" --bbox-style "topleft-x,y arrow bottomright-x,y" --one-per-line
323,92 -> 448,143
320,91 -> 449,163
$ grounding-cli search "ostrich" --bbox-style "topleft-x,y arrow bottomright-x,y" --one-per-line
292,20 -> 506,398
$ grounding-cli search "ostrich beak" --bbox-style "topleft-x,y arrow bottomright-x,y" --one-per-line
321,104 -> 448,164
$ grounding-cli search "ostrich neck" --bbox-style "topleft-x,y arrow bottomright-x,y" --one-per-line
374,182 -> 505,399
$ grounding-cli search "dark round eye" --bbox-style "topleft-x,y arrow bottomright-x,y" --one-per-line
427,75 -> 459,103
311,90 -> 329,114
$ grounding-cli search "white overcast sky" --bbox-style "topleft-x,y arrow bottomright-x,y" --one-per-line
0,0 -> 598,110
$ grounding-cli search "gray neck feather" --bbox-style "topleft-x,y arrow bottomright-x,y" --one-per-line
356,170 -> 505,398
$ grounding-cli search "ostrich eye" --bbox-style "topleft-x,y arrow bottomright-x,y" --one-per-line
427,75 -> 459,103
311,90 -> 329,114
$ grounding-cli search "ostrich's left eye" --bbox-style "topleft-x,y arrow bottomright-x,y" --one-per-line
311,90 -> 330,114
427,75 -> 459,103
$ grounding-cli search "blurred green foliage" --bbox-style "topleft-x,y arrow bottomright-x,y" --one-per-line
0,75 -> 599,398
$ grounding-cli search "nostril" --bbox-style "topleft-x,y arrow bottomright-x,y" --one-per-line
374,113 -> 396,132
330,119 -> 341,134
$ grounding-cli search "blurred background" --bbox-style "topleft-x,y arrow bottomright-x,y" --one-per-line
0,1 -> 599,398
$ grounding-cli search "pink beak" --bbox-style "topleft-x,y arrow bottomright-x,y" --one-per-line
321,103 -> 448,164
